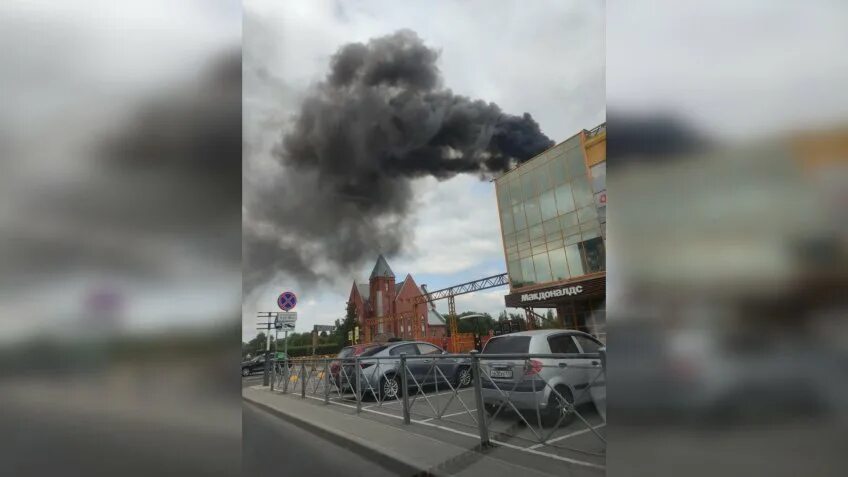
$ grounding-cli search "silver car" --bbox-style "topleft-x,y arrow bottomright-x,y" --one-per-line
339,341 -> 472,400
480,330 -> 604,425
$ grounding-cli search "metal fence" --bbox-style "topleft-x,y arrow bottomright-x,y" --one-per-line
269,349 -> 605,455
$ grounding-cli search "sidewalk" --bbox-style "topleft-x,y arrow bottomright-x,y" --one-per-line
243,386 -> 574,477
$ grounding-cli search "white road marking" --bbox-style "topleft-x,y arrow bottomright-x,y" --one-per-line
528,423 -> 607,449
297,393 -> 604,470
424,409 -> 476,421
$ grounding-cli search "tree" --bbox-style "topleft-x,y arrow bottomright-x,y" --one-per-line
245,332 -> 267,357
334,301 -> 358,346
456,311 -> 496,334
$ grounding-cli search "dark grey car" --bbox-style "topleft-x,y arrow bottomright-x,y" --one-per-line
339,341 -> 472,400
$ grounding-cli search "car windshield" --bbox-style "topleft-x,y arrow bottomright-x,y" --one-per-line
482,336 -> 531,354
336,347 -> 354,358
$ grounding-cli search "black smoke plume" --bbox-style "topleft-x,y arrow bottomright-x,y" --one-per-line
244,30 -> 553,291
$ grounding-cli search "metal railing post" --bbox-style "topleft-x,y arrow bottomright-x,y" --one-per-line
400,353 -> 410,424
270,358 -> 276,391
324,360 -> 330,404
355,356 -> 362,414
282,357 -> 289,394
301,361 -> 307,399
470,350 -> 490,447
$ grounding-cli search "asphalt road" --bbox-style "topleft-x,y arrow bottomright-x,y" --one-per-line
242,401 -> 398,477
242,373 -> 266,388
0,396 -> 239,477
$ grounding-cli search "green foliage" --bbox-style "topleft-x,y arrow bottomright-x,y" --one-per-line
284,343 -> 343,358
537,309 -> 562,329
456,311 -> 496,334
243,332 -> 267,358
334,301 -> 358,346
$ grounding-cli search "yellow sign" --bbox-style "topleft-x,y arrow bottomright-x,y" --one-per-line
348,330 -> 353,342
354,326 -> 360,342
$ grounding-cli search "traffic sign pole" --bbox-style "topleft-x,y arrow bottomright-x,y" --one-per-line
283,329 -> 289,384
273,290 -> 297,386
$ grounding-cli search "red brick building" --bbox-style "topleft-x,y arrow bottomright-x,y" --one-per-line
348,255 -> 447,343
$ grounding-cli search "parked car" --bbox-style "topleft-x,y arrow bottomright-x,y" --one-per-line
242,355 -> 266,376
329,343 -> 386,386
338,341 -> 473,399
479,330 -> 604,426
241,352 -> 290,377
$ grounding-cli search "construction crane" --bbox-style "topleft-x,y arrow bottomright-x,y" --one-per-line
414,273 -> 509,351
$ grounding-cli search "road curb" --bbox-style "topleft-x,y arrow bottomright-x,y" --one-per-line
243,391 -> 435,476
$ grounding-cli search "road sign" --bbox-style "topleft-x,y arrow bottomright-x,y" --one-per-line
277,291 -> 297,311
274,312 -> 297,329
313,324 -> 335,333
278,322 -> 295,331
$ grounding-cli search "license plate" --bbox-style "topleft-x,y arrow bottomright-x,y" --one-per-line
490,368 -> 513,379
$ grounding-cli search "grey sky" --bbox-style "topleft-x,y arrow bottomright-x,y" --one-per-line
242,0 -> 605,339
607,0 -> 848,139
0,1 -> 241,343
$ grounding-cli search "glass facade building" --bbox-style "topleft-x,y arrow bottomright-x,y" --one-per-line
496,132 -> 605,289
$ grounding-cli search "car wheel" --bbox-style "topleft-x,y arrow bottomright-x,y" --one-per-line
380,375 -> 402,401
242,367 -> 251,377
455,366 -> 472,388
545,385 -> 575,427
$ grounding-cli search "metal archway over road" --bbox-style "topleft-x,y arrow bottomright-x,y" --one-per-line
414,273 -> 509,352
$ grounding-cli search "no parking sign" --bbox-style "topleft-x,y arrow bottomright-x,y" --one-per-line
277,291 -> 297,311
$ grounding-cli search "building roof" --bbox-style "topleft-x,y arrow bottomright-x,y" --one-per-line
356,284 -> 370,302
369,254 -> 395,279
428,308 -> 446,326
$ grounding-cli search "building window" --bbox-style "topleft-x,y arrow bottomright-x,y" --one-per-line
581,237 -> 605,272
532,253 -> 553,283
520,256 -> 536,286
548,247 -> 569,281
565,243 -> 584,276
495,136 -> 604,289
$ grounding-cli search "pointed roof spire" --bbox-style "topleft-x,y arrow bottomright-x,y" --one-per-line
369,254 -> 395,279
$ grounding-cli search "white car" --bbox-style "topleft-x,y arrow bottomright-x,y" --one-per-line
480,330 -> 604,426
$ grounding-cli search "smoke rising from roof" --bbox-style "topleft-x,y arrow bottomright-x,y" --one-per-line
245,30 -> 554,291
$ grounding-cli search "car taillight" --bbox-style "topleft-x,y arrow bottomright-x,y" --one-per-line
524,359 -> 543,376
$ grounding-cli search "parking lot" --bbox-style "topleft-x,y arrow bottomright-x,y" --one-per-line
266,364 -> 606,473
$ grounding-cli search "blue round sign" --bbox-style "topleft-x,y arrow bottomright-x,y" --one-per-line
277,291 -> 297,311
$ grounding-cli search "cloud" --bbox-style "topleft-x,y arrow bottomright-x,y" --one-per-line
241,0 -> 605,338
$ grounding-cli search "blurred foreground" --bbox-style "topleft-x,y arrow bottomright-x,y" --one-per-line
0,2 -> 241,476
607,1 -> 848,475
